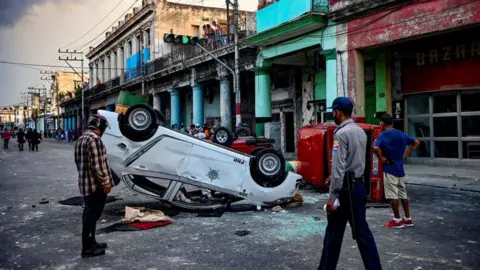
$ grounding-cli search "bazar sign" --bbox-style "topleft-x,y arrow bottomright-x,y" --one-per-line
416,41 -> 480,66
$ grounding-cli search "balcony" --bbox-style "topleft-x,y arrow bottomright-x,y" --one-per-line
248,0 -> 327,47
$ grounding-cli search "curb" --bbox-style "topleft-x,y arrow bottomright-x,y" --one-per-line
406,182 -> 480,193
408,173 -> 479,182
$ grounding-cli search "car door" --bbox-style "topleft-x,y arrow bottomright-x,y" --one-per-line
180,143 -> 247,193
127,135 -> 192,179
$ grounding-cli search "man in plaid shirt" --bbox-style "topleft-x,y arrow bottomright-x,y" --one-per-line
74,115 -> 112,258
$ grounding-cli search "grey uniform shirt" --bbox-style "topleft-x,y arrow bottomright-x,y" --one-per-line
329,119 -> 367,201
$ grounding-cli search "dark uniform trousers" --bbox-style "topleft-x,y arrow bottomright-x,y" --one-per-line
319,183 -> 382,270
82,188 -> 107,251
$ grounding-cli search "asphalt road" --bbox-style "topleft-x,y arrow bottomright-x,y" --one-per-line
0,140 -> 479,270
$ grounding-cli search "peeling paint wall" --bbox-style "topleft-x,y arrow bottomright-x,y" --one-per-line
302,72 -> 315,126
347,0 -> 480,50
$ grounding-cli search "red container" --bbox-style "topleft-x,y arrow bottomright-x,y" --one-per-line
296,122 -> 385,202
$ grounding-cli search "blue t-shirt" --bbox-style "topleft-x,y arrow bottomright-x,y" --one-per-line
374,129 -> 415,177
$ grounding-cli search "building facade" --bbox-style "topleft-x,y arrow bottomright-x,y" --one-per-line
329,0 -> 480,160
248,0 -> 331,154
84,0 -> 256,132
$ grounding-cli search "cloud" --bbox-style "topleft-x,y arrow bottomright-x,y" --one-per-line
0,0 -> 84,27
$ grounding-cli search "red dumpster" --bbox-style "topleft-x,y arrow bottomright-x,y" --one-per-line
295,122 -> 385,202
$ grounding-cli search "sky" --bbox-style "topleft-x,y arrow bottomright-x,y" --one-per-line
0,0 -> 257,107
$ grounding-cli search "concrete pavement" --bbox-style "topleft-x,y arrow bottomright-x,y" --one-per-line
0,140 -> 479,270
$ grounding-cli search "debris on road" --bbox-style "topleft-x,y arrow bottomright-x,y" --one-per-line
101,219 -> 108,223
234,230 -> 250,236
272,206 -> 283,212
39,199 -> 49,204
123,206 -> 172,223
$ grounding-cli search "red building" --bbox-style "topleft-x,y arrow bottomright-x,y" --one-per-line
329,0 -> 480,160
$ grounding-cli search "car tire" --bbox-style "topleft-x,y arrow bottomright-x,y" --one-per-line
119,104 -> 158,142
212,127 -> 234,147
251,149 -> 286,185
234,127 -> 251,137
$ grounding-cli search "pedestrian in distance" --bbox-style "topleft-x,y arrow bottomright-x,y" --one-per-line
2,129 -> 11,149
318,97 -> 382,270
74,115 -> 113,258
30,129 -> 41,152
373,113 -> 420,229
16,128 -> 26,151
26,128 -> 33,151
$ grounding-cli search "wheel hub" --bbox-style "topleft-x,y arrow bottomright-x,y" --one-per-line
129,109 -> 151,131
216,130 -> 228,143
259,154 -> 280,176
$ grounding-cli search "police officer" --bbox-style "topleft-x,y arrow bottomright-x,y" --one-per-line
319,97 -> 382,270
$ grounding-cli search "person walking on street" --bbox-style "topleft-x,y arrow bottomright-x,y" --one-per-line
16,128 -> 26,151
30,129 -> 41,152
26,128 -> 33,151
3,129 -> 11,149
373,113 -> 420,229
74,115 -> 112,258
318,97 -> 382,270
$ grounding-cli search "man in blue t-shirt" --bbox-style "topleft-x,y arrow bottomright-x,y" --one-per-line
373,114 -> 420,229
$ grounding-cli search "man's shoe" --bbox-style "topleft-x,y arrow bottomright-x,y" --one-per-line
95,242 -> 108,249
81,247 -> 105,258
403,218 -> 414,227
384,219 -> 404,229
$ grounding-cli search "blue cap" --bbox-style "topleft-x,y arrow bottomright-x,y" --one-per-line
328,97 -> 353,112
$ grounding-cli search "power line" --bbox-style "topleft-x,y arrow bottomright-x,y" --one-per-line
74,0 -> 141,51
60,0 -> 126,49
0,60 -> 120,71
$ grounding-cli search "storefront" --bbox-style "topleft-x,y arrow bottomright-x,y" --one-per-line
396,28 -> 480,159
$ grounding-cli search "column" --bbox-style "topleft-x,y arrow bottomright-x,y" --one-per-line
89,66 -> 94,88
192,84 -> 204,126
254,66 -> 272,137
153,93 -> 161,112
349,49 -> 365,120
73,114 -> 77,131
375,54 -> 392,114
321,49 -> 338,111
219,76 -> 232,131
170,88 -> 180,128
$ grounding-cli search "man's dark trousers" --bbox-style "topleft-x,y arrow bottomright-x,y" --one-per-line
82,188 -> 107,251
319,183 -> 382,270
3,139 -> 8,149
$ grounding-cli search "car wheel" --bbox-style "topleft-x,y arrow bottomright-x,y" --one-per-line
234,127 -> 251,137
119,104 -> 158,142
212,127 -> 233,147
111,169 -> 121,186
251,149 -> 286,185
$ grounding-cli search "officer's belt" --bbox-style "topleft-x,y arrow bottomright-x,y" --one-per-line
342,176 -> 364,188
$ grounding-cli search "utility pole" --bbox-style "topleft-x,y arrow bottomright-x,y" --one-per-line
58,49 -> 85,131
233,0 -> 241,127
41,71 -> 55,130
28,87 -> 46,129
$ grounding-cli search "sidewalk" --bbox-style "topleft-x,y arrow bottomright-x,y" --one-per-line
405,164 -> 480,192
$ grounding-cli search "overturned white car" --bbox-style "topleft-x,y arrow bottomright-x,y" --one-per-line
98,104 -> 302,210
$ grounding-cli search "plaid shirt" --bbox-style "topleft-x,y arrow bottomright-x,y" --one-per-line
74,130 -> 112,196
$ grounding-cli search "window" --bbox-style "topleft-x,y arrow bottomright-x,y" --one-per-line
463,141 -> 480,159
434,141 -> 458,158
461,91 -> 480,112
462,116 -> 480,137
145,29 -> 151,46
433,117 -> 457,137
407,117 -> 430,138
433,93 -> 457,113
407,95 -> 429,115
410,141 -> 431,158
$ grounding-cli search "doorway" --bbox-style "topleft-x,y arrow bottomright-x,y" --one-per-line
285,111 -> 295,153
